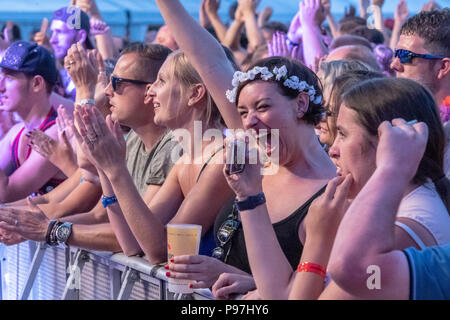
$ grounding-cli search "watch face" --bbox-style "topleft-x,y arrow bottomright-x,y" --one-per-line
56,224 -> 71,242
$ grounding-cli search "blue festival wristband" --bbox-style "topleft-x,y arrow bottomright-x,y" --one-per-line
102,194 -> 118,208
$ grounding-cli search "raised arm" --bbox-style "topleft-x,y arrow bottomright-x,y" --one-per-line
239,0 -> 264,53
155,0 -> 242,129
204,0 -> 228,43
219,151 -> 292,299
298,0 -> 329,70
322,0 -> 339,39
389,1 -> 409,51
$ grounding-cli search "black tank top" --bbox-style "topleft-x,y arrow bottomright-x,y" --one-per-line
213,185 -> 327,274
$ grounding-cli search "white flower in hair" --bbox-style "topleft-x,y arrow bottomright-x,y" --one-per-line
273,65 -> 287,81
298,81 -> 307,91
226,87 -> 237,103
261,71 -> 274,81
247,69 -> 256,80
307,87 -> 316,97
225,64 -> 323,106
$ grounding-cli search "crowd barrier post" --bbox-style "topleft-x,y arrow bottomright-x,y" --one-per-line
61,249 -> 89,300
20,242 -> 47,300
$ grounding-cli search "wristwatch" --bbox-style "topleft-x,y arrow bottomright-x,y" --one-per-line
235,193 -> 266,211
55,222 -> 73,245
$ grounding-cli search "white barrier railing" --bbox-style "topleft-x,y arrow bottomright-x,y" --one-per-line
0,242 -> 214,300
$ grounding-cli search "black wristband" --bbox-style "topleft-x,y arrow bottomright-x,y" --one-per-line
235,193 -> 266,211
45,220 -> 57,245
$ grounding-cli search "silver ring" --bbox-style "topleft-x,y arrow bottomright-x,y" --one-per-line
14,219 -> 18,226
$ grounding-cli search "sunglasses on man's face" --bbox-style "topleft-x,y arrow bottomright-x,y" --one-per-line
110,75 -> 150,91
394,48 -> 447,64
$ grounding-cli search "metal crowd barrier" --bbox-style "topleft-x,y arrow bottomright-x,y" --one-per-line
0,241 -> 214,300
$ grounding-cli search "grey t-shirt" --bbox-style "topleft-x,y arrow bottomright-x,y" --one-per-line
125,130 -> 177,196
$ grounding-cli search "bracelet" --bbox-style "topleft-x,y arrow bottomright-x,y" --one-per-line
46,220 -> 62,246
45,220 -> 57,246
102,194 -> 118,208
296,262 -> 326,278
78,99 -> 95,106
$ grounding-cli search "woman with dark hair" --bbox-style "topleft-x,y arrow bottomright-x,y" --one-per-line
305,77 -> 450,299
154,0 -> 337,299
218,77 -> 450,300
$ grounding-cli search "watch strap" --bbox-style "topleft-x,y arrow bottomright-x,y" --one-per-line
235,193 -> 266,211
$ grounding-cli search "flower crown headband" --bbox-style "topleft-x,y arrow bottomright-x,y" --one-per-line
226,65 -> 323,105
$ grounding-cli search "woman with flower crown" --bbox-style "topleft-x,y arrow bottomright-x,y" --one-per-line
156,0 -> 338,298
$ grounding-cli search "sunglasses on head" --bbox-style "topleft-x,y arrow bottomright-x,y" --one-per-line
211,204 -> 241,262
110,75 -> 150,91
394,48 -> 447,64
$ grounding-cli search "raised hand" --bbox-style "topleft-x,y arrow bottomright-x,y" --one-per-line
394,0 -> 409,23
90,18 -> 110,35
238,0 -> 261,17
199,0 -> 211,28
376,119 -> 429,181
299,0 -> 327,28
71,105 -> 126,174
287,12 -> 303,45
267,32 -> 290,57
205,0 -> 221,16
267,32 -> 303,63
33,18 -> 50,49
64,43 -> 99,98
371,0 -> 384,8
222,133 -> 264,200
72,0 -> 102,18
304,174 -> 352,244
321,0 -> 331,15
257,6 -> 273,28
421,1 -> 441,12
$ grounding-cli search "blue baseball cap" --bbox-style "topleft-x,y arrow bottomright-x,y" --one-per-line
0,41 -> 58,84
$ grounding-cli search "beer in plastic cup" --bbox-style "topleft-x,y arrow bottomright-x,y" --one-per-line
166,224 -> 202,294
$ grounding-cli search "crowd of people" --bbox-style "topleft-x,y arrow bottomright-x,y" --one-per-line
0,0 -> 449,300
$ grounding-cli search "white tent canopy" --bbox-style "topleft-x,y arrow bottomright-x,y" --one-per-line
0,0 -> 443,42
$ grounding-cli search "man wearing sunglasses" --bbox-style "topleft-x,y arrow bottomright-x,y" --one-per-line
0,44 -> 179,255
390,9 -> 449,109
390,8 -> 450,179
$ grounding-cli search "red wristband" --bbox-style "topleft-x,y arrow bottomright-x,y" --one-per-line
296,262 -> 326,278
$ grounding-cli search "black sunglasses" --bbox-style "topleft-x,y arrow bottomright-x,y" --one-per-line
211,204 -> 241,262
110,75 -> 150,91
394,48 -> 447,64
